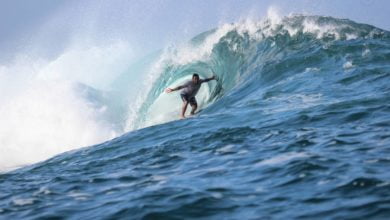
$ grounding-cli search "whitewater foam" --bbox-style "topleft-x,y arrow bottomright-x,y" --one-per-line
0,41 -> 132,171
255,152 -> 310,166
343,61 -> 354,69
12,198 -> 35,206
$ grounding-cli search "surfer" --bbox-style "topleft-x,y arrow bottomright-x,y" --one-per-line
165,73 -> 216,119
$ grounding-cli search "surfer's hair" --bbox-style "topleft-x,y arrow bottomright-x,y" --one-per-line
192,73 -> 199,79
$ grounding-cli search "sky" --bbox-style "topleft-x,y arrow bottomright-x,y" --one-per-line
0,0 -> 389,63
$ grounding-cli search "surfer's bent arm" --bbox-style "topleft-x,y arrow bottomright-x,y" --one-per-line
201,75 -> 216,83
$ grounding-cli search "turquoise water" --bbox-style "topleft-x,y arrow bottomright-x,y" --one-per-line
1,15 -> 390,219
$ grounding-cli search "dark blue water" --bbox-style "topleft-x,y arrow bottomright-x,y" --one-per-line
1,15 -> 390,219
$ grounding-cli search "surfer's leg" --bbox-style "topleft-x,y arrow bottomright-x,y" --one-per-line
190,97 -> 197,115
181,101 -> 189,118
190,104 -> 197,115
180,94 -> 190,118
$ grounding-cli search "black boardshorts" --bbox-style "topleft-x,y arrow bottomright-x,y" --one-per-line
180,94 -> 197,106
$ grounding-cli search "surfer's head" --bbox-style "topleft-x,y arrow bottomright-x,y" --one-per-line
192,73 -> 200,84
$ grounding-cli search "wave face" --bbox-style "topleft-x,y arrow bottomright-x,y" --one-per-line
1,15 -> 390,219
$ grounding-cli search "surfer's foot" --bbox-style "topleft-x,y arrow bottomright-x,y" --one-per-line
180,115 -> 186,119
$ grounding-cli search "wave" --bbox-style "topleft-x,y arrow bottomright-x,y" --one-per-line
1,12 -> 389,171
1,12 -> 390,219
125,13 -> 389,129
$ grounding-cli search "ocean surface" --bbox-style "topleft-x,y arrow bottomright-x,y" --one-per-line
1,15 -> 390,219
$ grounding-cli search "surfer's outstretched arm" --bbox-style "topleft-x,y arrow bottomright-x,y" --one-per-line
165,85 -> 185,93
